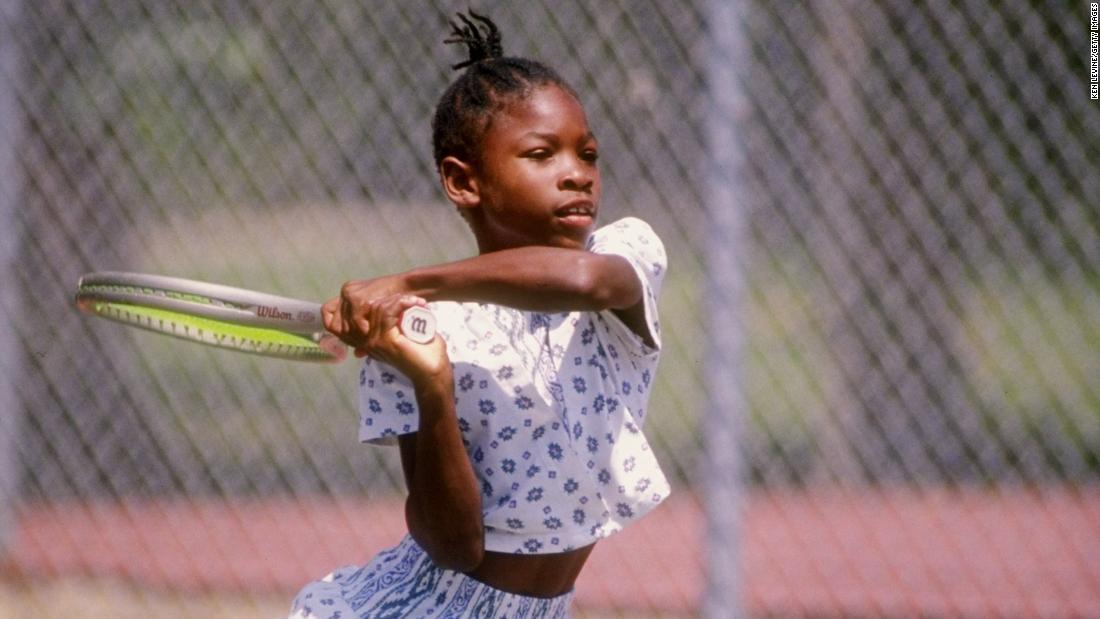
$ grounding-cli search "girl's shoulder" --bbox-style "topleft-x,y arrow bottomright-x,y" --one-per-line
590,216 -> 662,244
589,217 -> 666,269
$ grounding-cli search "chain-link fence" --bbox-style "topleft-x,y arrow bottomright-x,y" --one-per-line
1,1 -> 1098,617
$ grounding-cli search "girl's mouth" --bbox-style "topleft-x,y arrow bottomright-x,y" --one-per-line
554,200 -> 596,226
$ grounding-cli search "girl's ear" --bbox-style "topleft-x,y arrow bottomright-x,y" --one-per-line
439,156 -> 480,209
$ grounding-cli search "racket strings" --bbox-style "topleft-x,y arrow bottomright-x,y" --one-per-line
80,282 -> 249,311
88,300 -> 333,362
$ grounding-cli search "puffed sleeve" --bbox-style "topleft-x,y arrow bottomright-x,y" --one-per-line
587,217 -> 667,355
356,356 -> 420,445
356,302 -> 470,445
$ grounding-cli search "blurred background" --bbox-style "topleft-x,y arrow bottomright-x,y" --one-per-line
1,1 -> 1097,617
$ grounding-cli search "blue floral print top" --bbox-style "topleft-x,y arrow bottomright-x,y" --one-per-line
357,217 -> 670,554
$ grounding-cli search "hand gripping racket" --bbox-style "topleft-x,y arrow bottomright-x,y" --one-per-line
74,271 -> 436,363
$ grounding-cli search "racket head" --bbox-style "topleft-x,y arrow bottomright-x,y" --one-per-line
75,271 -> 346,363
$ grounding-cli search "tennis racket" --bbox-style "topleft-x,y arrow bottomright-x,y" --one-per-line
74,271 -> 436,363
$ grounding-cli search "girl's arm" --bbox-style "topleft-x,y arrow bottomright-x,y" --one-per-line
404,246 -> 642,311
328,246 -> 651,352
325,295 -> 484,571
399,377 -> 484,572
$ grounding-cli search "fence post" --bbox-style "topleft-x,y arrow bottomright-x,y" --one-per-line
0,0 -> 23,556
703,0 -> 749,617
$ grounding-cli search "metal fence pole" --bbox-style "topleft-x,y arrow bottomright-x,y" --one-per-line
703,0 -> 748,616
0,0 -> 23,556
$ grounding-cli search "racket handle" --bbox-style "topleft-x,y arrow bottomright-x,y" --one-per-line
399,306 -> 436,344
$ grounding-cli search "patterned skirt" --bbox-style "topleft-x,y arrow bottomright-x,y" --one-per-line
287,535 -> 574,618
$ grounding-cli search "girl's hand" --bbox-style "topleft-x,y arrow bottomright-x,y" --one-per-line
326,293 -> 449,383
321,274 -> 410,339
322,275 -> 407,352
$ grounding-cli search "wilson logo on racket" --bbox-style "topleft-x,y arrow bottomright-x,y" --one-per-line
255,305 -> 293,321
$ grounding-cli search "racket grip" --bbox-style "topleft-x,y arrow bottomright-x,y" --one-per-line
399,306 -> 436,344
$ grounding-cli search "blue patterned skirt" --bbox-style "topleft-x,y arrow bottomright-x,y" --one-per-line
288,535 -> 574,618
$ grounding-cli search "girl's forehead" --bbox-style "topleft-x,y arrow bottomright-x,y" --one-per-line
493,84 -> 591,134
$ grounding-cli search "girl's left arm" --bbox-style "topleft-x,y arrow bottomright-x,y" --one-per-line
327,246 -> 651,351
402,246 -> 642,311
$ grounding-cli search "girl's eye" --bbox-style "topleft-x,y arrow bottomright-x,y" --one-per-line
525,149 -> 552,160
582,149 -> 599,163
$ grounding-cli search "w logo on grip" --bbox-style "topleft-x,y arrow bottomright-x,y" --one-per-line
400,307 -> 436,344
407,316 -> 428,335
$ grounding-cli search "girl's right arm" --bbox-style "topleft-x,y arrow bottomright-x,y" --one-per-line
324,295 -> 484,572
399,376 -> 485,572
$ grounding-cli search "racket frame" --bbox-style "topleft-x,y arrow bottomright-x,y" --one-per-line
76,271 -> 323,333
75,271 -> 436,363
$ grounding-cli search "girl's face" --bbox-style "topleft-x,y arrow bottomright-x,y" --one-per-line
470,84 -> 600,252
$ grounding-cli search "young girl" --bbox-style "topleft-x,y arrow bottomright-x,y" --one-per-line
289,11 -> 669,618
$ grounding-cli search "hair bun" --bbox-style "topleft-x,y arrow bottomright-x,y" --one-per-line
444,10 -> 503,70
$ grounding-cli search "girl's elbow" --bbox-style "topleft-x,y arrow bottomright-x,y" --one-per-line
570,262 -> 616,309
443,540 -> 486,572
572,255 -> 640,310
406,504 -> 485,571
584,276 -> 639,312
427,530 -> 485,572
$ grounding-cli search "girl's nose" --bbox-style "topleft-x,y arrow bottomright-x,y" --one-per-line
559,162 -> 595,192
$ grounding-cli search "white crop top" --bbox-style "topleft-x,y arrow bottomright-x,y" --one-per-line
357,217 -> 670,554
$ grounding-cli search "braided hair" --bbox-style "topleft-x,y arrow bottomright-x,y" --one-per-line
431,10 -> 578,167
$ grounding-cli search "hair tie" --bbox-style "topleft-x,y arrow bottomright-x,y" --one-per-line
444,10 -> 503,70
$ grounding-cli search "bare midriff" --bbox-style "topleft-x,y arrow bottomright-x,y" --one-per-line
465,543 -> 596,598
